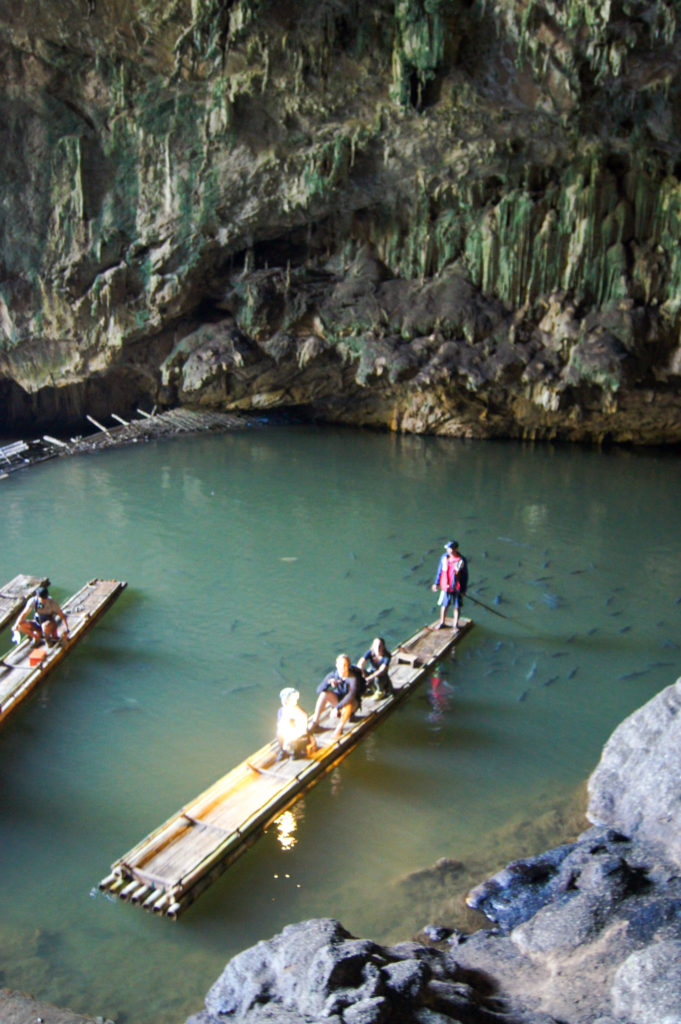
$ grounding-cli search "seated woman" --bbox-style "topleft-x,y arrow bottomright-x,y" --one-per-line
310,654 -> 363,741
276,688 -> 315,760
357,637 -> 393,698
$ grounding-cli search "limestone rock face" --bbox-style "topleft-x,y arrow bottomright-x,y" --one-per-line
1,0 -> 681,440
587,677 -> 681,866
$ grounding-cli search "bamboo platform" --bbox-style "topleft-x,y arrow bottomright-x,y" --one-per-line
0,578 -> 127,727
0,575 -> 50,632
99,615 -> 472,919
0,409 -> 257,478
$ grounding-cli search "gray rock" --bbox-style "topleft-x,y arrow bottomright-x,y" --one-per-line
588,678 -> 681,865
611,939 -> 681,1023
342,996 -> 389,1024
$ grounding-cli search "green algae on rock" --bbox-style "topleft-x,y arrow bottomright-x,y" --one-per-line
0,0 -> 680,441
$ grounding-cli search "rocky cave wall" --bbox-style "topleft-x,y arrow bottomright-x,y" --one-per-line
1,0 -> 681,440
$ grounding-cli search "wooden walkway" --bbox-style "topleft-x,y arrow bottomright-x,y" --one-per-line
0,579 -> 127,727
0,408 -> 256,478
0,575 -> 50,632
99,616 -> 472,919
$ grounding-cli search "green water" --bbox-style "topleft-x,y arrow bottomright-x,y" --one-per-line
0,426 -> 679,1023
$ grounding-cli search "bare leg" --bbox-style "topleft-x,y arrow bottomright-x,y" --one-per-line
332,701 -> 357,740
310,690 -> 338,727
18,620 -> 42,642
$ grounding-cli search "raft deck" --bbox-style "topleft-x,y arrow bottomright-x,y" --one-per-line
99,615 -> 472,919
0,575 -> 50,632
0,578 -> 127,727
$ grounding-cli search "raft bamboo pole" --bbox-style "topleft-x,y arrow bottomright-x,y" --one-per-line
100,617 -> 472,918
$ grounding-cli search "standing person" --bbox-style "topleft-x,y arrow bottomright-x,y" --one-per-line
310,654 -> 364,740
14,585 -> 70,646
431,540 -> 468,630
357,637 -> 393,698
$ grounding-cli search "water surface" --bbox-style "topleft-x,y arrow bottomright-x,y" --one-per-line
0,427 -> 679,1023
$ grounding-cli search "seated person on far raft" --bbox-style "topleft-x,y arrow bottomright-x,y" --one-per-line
357,637 -> 393,698
13,585 -> 70,647
310,654 -> 363,741
276,688 -> 316,760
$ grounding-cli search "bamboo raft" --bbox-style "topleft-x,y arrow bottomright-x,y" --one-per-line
0,409 -> 257,478
0,574 -> 50,632
0,578 -> 127,727
99,615 -> 472,919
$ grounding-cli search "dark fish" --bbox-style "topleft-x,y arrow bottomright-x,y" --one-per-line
230,618 -> 242,632
551,651 -> 569,658
378,607 -> 394,619
349,613 -> 357,622
531,576 -> 552,584
542,560 -> 551,569
618,625 -> 632,634
567,667 -> 578,680
503,572 -> 516,580
517,690 -> 529,702
542,676 -> 559,687
617,670 -> 647,681
401,552 -> 413,559
228,684 -> 258,695
344,569 -> 352,578
493,594 -> 502,605
587,627 -> 599,636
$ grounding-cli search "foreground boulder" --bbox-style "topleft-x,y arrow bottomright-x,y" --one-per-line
188,679 -> 681,1024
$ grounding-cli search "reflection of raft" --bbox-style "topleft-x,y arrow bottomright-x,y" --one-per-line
99,615 -> 473,920
0,574 -> 50,632
0,579 -> 127,728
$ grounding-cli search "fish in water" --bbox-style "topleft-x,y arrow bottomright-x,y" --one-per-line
617,669 -> 648,681
344,569 -> 352,579
517,689 -> 529,702
230,618 -> 242,633
378,607 -> 394,619
587,627 -> 599,636
279,556 -> 298,562
551,651 -> 569,658
225,684 -> 258,696
618,625 -> 632,634
503,572 -> 516,580
542,592 -> 561,609
349,613 -> 357,622
401,552 -> 413,559
493,594 -> 502,605
526,660 -> 537,680
567,667 -> 578,680
542,676 -> 559,687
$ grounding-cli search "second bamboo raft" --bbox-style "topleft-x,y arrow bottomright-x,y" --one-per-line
99,615 -> 472,919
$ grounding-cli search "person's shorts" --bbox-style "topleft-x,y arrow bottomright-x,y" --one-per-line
437,591 -> 462,609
